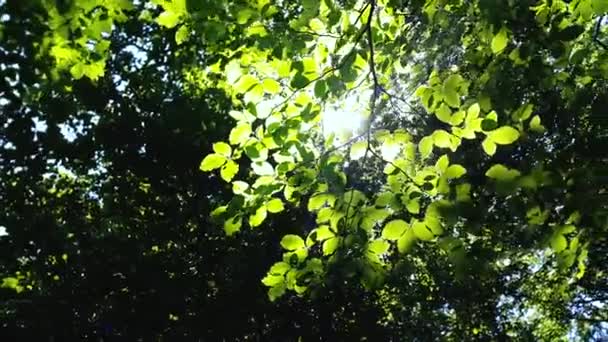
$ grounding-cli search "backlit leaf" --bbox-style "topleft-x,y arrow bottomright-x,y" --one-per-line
382,220 -> 407,240
213,142 -> 232,157
412,220 -> 434,241
432,130 -> 452,148
267,198 -> 285,213
419,136 -> 433,158
220,160 -> 239,181
445,164 -> 466,179
485,164 -> 521,181
281,235 -> 305,250
350,141 -> 368,160
229,123 -> 252,145
490,126 -> 520,145
491,27 -> 508,54
200,154 -> 226,171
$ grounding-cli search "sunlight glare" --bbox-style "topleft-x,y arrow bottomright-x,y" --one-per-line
322,90 -> 371,140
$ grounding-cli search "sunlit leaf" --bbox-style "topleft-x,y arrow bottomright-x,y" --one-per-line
490,126 -> 520,145
175,24 -> 189,44
412,220 -> 434,241
432,130 -> 452,148
350,141 -> 368,160
445,164 -> 466,179
200,154 -> 226,171
393,225 -> 414,253
419,136 -> 433,158
529,115 -> 545,133
435,154 -> 449,173
281,235 -> 306,250
368,239 -> 390,255
220,160 -> 239,182
491,27 -> 508,54
229,123 -> 252,145
551,234 -> 568,253
481,138 -> 496,156
156,11 -> 180,28
382,220 -> 407,240
224,216 -> 242,236
485,164 -> 521,181
322,237 -> 339,255
252,161 -> 274,176
262,79 -> 281,94
268,283 -> 286,301
267,198 -> 285,213
213,142 -> 232,157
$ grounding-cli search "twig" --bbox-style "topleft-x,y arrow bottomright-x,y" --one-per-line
594,15 -> 607,50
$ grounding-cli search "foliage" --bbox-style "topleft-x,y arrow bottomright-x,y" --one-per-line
1,0 -> 607,340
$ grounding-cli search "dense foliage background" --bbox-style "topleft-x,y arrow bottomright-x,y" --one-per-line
0,0 -> 607,340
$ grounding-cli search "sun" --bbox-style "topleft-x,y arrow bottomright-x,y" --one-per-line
321,89 -> 372,140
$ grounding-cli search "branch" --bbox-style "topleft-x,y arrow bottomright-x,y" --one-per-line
594,15 -> 607,50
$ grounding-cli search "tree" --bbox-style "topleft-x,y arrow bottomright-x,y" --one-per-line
1,0 -> 607,340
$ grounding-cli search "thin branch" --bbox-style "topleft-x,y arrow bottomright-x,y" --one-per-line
345,0 -> 377,225
289,29 -> 341,39
594,15 -> 607,50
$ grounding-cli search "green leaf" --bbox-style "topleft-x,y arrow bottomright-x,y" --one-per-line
268,283 -> 286,301
252,161 -> 274,176
200,154 -> 226,171
314,80 -> 327,99
445,164 -> 466,179
406,200 -> 420,214
262,274 -> 284,287
267,198 -> 285,213
245,142 -> 268,161
397,229 -> 416,253
432,130 -> 452,148
412,220 -> 434,241
235,75 -> 259,93
449,110 -> 465,126
229,123 -> 252,145
281,234 -> 306,250
467,103 -> 480,120
442,75 -> 462,108
175,24 -> 189,44
485,164 -> 521,181
224,216 -> 242,236
232,181 -> 249,194
269,262 -> 291,275
551,235 -> 568,253
481,119 -> 498,131
308,194 -> 334,211
529,115 -> 545,133
482,138 -> 496,156
382,220 -> 408,240
350,141 -> 368,160
435,103 -> 452,123
70,63 -> 85,79
249,205 -> 268,227
156,11 -> 180,29
490,126 -> 520,145
435,154 -> 449,173
593,0 -> 608,13
443,89 -> 460,108
322,237 -> 339,255
309,226 -> 334,244
1,277 -> 19,290
368,240 -> 390,255
491,27 -> 508,54
220,160 -> 239,181
419,136 -> 433,158
213,142 -> 232,157
262,79 -> 281,94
